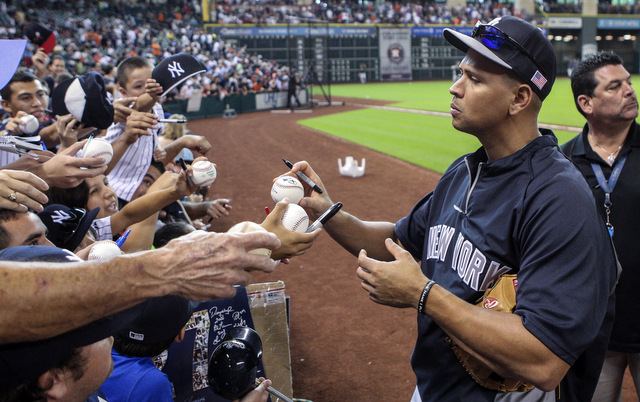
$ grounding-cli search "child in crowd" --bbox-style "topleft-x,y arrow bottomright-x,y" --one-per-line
104,56 -> 164,205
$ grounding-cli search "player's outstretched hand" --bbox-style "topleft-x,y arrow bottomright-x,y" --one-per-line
29,141 -> 107,188
0,170 -> 49,212
157,230 -> 280,300
261,199 -> 321,261
357,238 -> 428,308
290,160 -> 333,221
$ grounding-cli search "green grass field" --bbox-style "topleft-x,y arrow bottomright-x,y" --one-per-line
299,78 -> 585,173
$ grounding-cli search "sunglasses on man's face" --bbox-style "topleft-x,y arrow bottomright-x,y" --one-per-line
471,23 -> 546,76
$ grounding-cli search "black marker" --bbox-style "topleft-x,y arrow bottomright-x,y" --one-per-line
306,202 -> 342,233
178,158 -> 194,187
282,159 -> 323,194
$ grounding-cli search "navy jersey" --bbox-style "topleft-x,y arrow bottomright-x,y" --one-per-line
396,132 -> 617,401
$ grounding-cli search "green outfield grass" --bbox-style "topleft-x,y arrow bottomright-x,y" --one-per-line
299,78 -> 585,173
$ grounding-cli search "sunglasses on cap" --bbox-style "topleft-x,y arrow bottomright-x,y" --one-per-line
472,23 -> 547,77
54,207 -> 88,246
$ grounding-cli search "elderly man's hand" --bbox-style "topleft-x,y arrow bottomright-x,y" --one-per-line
157,230 -> 281,300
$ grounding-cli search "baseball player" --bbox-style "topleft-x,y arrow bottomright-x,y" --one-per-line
289,17 -> 618,401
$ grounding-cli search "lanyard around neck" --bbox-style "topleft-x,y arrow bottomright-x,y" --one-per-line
590,152 -> 628,238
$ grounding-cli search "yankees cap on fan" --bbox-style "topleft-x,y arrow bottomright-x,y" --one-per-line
152,53 -> 206,97
443,16 -> 556,100
0,246 -> 143,389
38,204 -> 100,251
25,22 -> 56,54
51,71 -> 114,129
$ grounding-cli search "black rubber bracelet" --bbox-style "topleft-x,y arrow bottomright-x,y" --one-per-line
417,280 -> 436,315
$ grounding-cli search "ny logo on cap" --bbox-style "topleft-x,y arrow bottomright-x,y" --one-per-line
52,210 -> 71,224
167,61 -> 185,78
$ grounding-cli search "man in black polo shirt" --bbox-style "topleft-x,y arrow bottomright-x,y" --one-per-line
561,51 -> 640,401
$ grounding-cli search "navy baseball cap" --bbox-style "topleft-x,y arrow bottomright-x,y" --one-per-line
443,16 -> 556,100
0,40 -> 27,92
38,204 -> 100,251
0,246 -> 143,389
117,295 -> 196,344
152,53 -> 206,97
51,71 -> 114,129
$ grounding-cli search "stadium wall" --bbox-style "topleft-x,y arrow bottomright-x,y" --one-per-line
162,89 -> 309,119
205,19 -> 640,82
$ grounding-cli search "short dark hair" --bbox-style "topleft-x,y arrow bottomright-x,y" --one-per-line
113,333 -> 175,358
0,71 -> 40,101
0,347 -> 86,401
153,221 -> 195,249
48,55 -> 65,67
116,56 -> 154,88
0,209 -> 21,250
46,182 -> 89,210
570,51 -> 624,117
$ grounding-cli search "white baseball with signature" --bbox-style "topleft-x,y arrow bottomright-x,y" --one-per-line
191,160 -> 217,186
271,176 -> 304,204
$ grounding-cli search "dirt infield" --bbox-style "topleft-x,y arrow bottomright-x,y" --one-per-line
188,99 -> 636,402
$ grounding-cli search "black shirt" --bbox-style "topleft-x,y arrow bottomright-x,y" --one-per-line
561,121 -> 640,353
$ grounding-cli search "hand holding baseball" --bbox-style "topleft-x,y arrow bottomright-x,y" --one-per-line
261,199 -> 320,261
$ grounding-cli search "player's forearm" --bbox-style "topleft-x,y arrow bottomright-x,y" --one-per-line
425,285 -> 569,391
323,210 -> 397,261
0,253 -> 174,343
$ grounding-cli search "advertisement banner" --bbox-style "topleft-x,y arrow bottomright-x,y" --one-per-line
379,28 -> 412,81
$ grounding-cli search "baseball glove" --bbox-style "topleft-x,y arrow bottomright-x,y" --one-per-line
447,274 -> 534,393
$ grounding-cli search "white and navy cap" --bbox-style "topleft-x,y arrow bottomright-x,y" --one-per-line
51,71 -> 114,129
443,16 -> 556,100
152,53 -> 206,97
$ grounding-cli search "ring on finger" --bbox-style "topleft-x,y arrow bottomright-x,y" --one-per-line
7,192 -> 17,202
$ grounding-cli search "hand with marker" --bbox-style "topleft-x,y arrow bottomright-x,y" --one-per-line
286,160 -> 335,223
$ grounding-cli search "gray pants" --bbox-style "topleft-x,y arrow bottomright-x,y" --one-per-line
592,349 -> 640,402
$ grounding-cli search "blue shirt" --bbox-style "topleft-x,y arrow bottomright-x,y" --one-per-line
100,349 -> 173,402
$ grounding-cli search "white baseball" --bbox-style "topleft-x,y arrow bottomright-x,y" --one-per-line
19,115 -> 39,134
227,221 -> 272,257
280,204 -> 309,233
271,176 -> 304,204
88,240 -> 123,260
191,160 -> 217,186
82,138 -> 113,167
